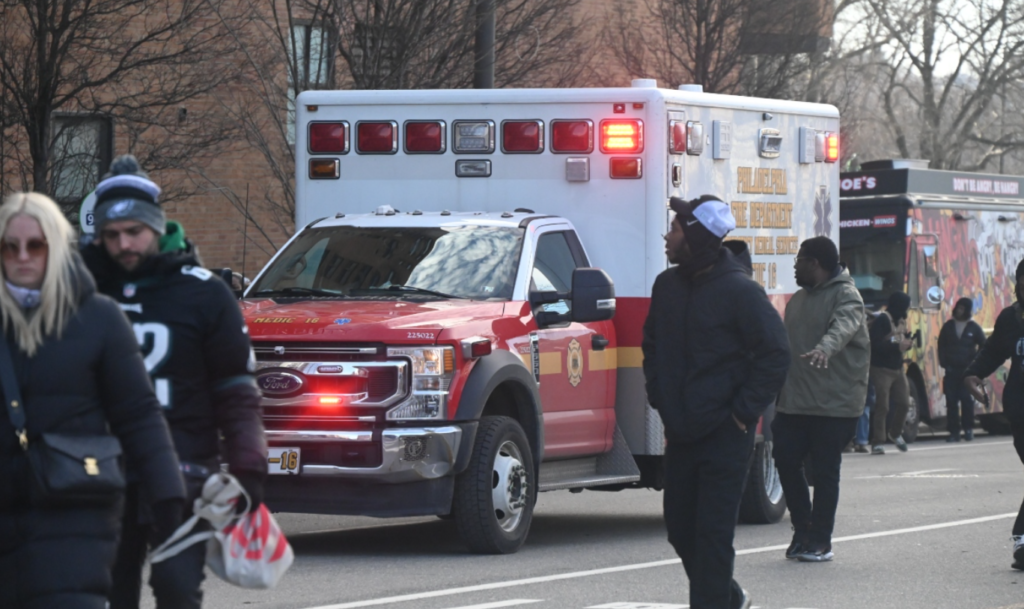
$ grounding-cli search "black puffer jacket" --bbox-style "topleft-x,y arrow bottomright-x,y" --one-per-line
0,254 -> 185,607
81,243 -> 266,479
642,243 -> 791,443
965,303 -> 1024,424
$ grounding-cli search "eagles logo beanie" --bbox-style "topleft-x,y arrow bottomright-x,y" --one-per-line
93,155 -> 166,235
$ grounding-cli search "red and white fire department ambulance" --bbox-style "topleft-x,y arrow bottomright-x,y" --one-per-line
241,80 -> 840,554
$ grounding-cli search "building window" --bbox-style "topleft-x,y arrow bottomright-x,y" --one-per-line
50,115 -> 112,206
287,23 -> 334,144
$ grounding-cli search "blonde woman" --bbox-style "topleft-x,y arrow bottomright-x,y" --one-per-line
0,192 -> 185,609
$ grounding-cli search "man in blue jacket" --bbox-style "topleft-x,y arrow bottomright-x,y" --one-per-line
642,195 -> 791,609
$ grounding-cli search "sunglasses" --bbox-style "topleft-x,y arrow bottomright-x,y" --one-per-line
1,238 -> 48,259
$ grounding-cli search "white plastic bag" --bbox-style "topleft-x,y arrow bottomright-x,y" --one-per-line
149,472 -> 294,589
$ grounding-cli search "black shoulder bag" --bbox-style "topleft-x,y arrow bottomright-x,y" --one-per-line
1,338 -> 125,506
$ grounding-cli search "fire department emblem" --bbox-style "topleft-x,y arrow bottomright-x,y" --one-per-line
567,338 -> 583,387
813,185 -> 833,237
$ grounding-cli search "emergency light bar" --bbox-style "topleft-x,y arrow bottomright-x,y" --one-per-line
357,121 -> 398,154
405,121 -> 446,154
600,120 -> 643,153
309,122 -> 348,154
551,120 -> 593,153
502,120 -> 544,153
826,132 -> 840,163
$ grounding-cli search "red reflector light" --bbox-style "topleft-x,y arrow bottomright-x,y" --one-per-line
600,120 -> 643,153
551,120 -> 593,153
357,121 -> 397,153
309,122 -> 348,153
405,121 -> 445,153
825,132 -> 840,162
610,157 -> 642,179
471,340 -> 492,358
318,396 -> 342,405
670,120 -> 686,154
502,120 -> 543,153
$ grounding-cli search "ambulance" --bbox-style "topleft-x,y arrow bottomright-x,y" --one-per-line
241,81 -> 841,553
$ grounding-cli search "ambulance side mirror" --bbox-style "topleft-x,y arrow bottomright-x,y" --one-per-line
571,268 -> 616,323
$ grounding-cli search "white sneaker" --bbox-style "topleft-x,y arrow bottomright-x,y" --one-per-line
871,445 -> 885,455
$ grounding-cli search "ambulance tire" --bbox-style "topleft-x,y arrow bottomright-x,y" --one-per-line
738,440 -> 787,524
453,416 -> 536,554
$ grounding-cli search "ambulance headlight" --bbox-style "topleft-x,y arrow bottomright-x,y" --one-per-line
387,346 -> 454,420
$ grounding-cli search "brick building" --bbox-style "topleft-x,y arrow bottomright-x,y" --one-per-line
1,0 -> 831,275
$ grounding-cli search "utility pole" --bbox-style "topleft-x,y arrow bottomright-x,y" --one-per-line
473,0 -> 495,89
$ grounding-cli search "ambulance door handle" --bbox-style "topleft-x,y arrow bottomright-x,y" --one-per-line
592,335 -> 609,351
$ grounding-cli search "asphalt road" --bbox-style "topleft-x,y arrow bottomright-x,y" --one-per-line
143,432 -> 1024,609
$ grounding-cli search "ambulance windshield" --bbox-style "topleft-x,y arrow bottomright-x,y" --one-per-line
249,225 -> 524,300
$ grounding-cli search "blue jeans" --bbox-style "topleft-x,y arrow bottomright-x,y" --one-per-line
856,384 -> 875,446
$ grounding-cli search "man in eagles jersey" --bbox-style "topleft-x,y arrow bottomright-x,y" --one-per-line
82,156 -> 267,609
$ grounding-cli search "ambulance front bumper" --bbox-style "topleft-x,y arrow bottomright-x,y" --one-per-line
265,426 -> 464,484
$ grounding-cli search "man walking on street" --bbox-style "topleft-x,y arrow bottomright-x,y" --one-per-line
643,195 -> 790,609
774,237 -> 869,563
82,156 -> 268,609
939,297 -> 985,441
965,260 -> 1024,570
869,292 -> 913,454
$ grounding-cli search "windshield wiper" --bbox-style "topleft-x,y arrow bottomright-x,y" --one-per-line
383,285 -> 466,299
253,286 -> 340,298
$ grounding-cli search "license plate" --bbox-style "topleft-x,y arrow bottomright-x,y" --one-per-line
267,447 -> 301,475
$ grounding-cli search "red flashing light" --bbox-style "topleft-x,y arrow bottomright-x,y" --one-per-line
670,121 -> 686,154
309,122 -> 348,154
405,121 -> 445,153
610,157 -> 642,179
600,120 -> 643,153
825,132 -> 840,162
551,120 -> 593,153
470,340 -> 492,358
502,120 -> 543,153
318,396 -> 342,405
357,121 -> 397,153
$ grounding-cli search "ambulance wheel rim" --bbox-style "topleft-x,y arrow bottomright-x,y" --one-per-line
491,440 -> 528,533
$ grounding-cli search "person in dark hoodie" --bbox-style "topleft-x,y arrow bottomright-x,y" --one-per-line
965,260 -> 1024,570
938,297 -> 985,441
80,156 -> 267,609
0,192 -> 185,608
642,195 -> 790,609
868,291 -> 913,454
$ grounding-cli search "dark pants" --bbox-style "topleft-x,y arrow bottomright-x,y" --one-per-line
944,372 -> 976,434
109,485 -> 206,609
772,412 -> 858,546
1013,418 -> 1024,537
664,418 -> 755,609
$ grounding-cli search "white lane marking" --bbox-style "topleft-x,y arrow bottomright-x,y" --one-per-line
907,440 -> 1012,452
587,604 -> 688,608
444,601 -> 543,609
854,468 -> 982,480
302,513 -> 1016,609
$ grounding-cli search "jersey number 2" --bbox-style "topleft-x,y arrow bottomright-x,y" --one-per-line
134,322 -> 171,408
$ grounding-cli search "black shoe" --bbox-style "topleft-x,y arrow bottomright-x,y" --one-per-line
1013,536 -> 1024,570
785,539 -> 804,559
734,586 -> 751,609
796,542 -> 834,562
965,429 -> 974,441
946,433 -> 960,443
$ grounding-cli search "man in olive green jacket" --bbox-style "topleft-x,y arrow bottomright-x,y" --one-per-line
773,236 -> 870,563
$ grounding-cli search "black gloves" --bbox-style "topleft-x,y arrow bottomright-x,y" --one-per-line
152,498 -> 184,545
234,471 -> 265,514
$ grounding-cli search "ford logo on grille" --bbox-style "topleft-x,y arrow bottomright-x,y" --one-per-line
257,370 -> 304,396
